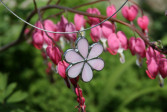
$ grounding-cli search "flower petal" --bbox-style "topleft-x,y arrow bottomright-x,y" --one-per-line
64,49 -> 83,63
77,38 -> 89,58
88,43 -> 103,60
67,62 -> 84,78
88,58 -> 104,71
82,63 -> 93,82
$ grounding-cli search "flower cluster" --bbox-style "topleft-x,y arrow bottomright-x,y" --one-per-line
30,2 -> 167,111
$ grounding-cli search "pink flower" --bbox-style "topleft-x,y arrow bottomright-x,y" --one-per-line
107,31 -> 128,63
159,59 -> 167,78
137,15 -> 149,30
106,5 -> 117,18
102,21 -> 115,39
146,57 -> 159,79
90,24 -> 102,42
87,8 -> 101,24
121,5 -> 138,21
57,60 -> 69,79
46,45 -> 62,65
146,47 -> 166,81
129,37 -> 146,65
55,15 -> 68,41
129,37 -> 146,66
65,23 -> 77,41
74,14 -> 86,31
32,32 -> 44,49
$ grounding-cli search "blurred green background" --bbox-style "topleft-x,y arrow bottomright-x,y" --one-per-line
0,0 -> 167,112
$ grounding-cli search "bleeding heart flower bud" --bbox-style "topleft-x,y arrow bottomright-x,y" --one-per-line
59,15 -> 68,32
74,14 -> 86,31
106,4 -> 117,18
65,23 -> 77,41
108,31 -> 128,63
102,21 -> 115,39
121,5 -> 138,21
46,46 -> 62,65
87,8 -> 101,24
159,59 -> 167,78
90,24 -> 102,42
32,32 -> 44,49
146,57 -> 159,79
137,15 -> 149,30
57,60 -> 69,79
129,37 -> 146,58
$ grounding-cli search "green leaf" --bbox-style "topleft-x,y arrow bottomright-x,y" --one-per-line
6,91 -> 27,103
0,73 -> 8,91
4,83 -> 17,98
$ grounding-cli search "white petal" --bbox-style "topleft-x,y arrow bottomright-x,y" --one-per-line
67,62 -> 84,78
88,58 -> 104,71
88,43 -> 103,60
119,52 -> 125,63
82,63 -> 93,82
77,38 -> 89,58
64,49 -> 83,63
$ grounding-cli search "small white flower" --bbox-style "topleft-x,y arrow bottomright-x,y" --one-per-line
64,37 -> 104,82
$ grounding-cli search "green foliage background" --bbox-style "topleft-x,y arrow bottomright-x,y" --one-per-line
0,0 -> 167,112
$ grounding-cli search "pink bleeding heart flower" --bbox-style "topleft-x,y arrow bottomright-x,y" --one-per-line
129,37 -> 146,66
146,57 -> 159,79
101,21 -> 115,49
102,21 -> 115,39
64,37 -> 104,82
87,8 -> 101,24
90,24 -> 102,42
137,16 -> 149,30
32,32 -> 44,49
57,60 -> 69,79
121,5 -> 138,21
43,20 -> 57,45
146,47 -> 166,86
159,59 -> 167,79
46,45 -> 62,65
107,31 -> 128,63
55,15 -> 68,41
106,4 -> 117,18
65,23 -> 77,41
74,14 -> 86,31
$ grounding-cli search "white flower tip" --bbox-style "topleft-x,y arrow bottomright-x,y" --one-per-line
158,74 -> 164,88
119,52 -> 125,64
136,56 -> 143,67
60,37 -> 65,49
100,38 -> 107,50
43,43 -> 48,50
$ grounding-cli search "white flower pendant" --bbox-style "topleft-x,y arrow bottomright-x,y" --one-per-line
64,37 -> 104,82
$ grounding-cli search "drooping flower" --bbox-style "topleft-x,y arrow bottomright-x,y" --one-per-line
64,37 -> 104,82
146,47 -> 166,87
107,31 -> 128,63
101,21 -> 116,49
137,15 -> 149,30
106,4 -> 117,18
129,37 -> 146,66
32,32 -> 44,49
65,23 -> 77,41
46,45 -> 62,65
90,24 -> 102,42
74,14 -> 86,31
121,5 -> 138,21
87,8 -> 101,24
